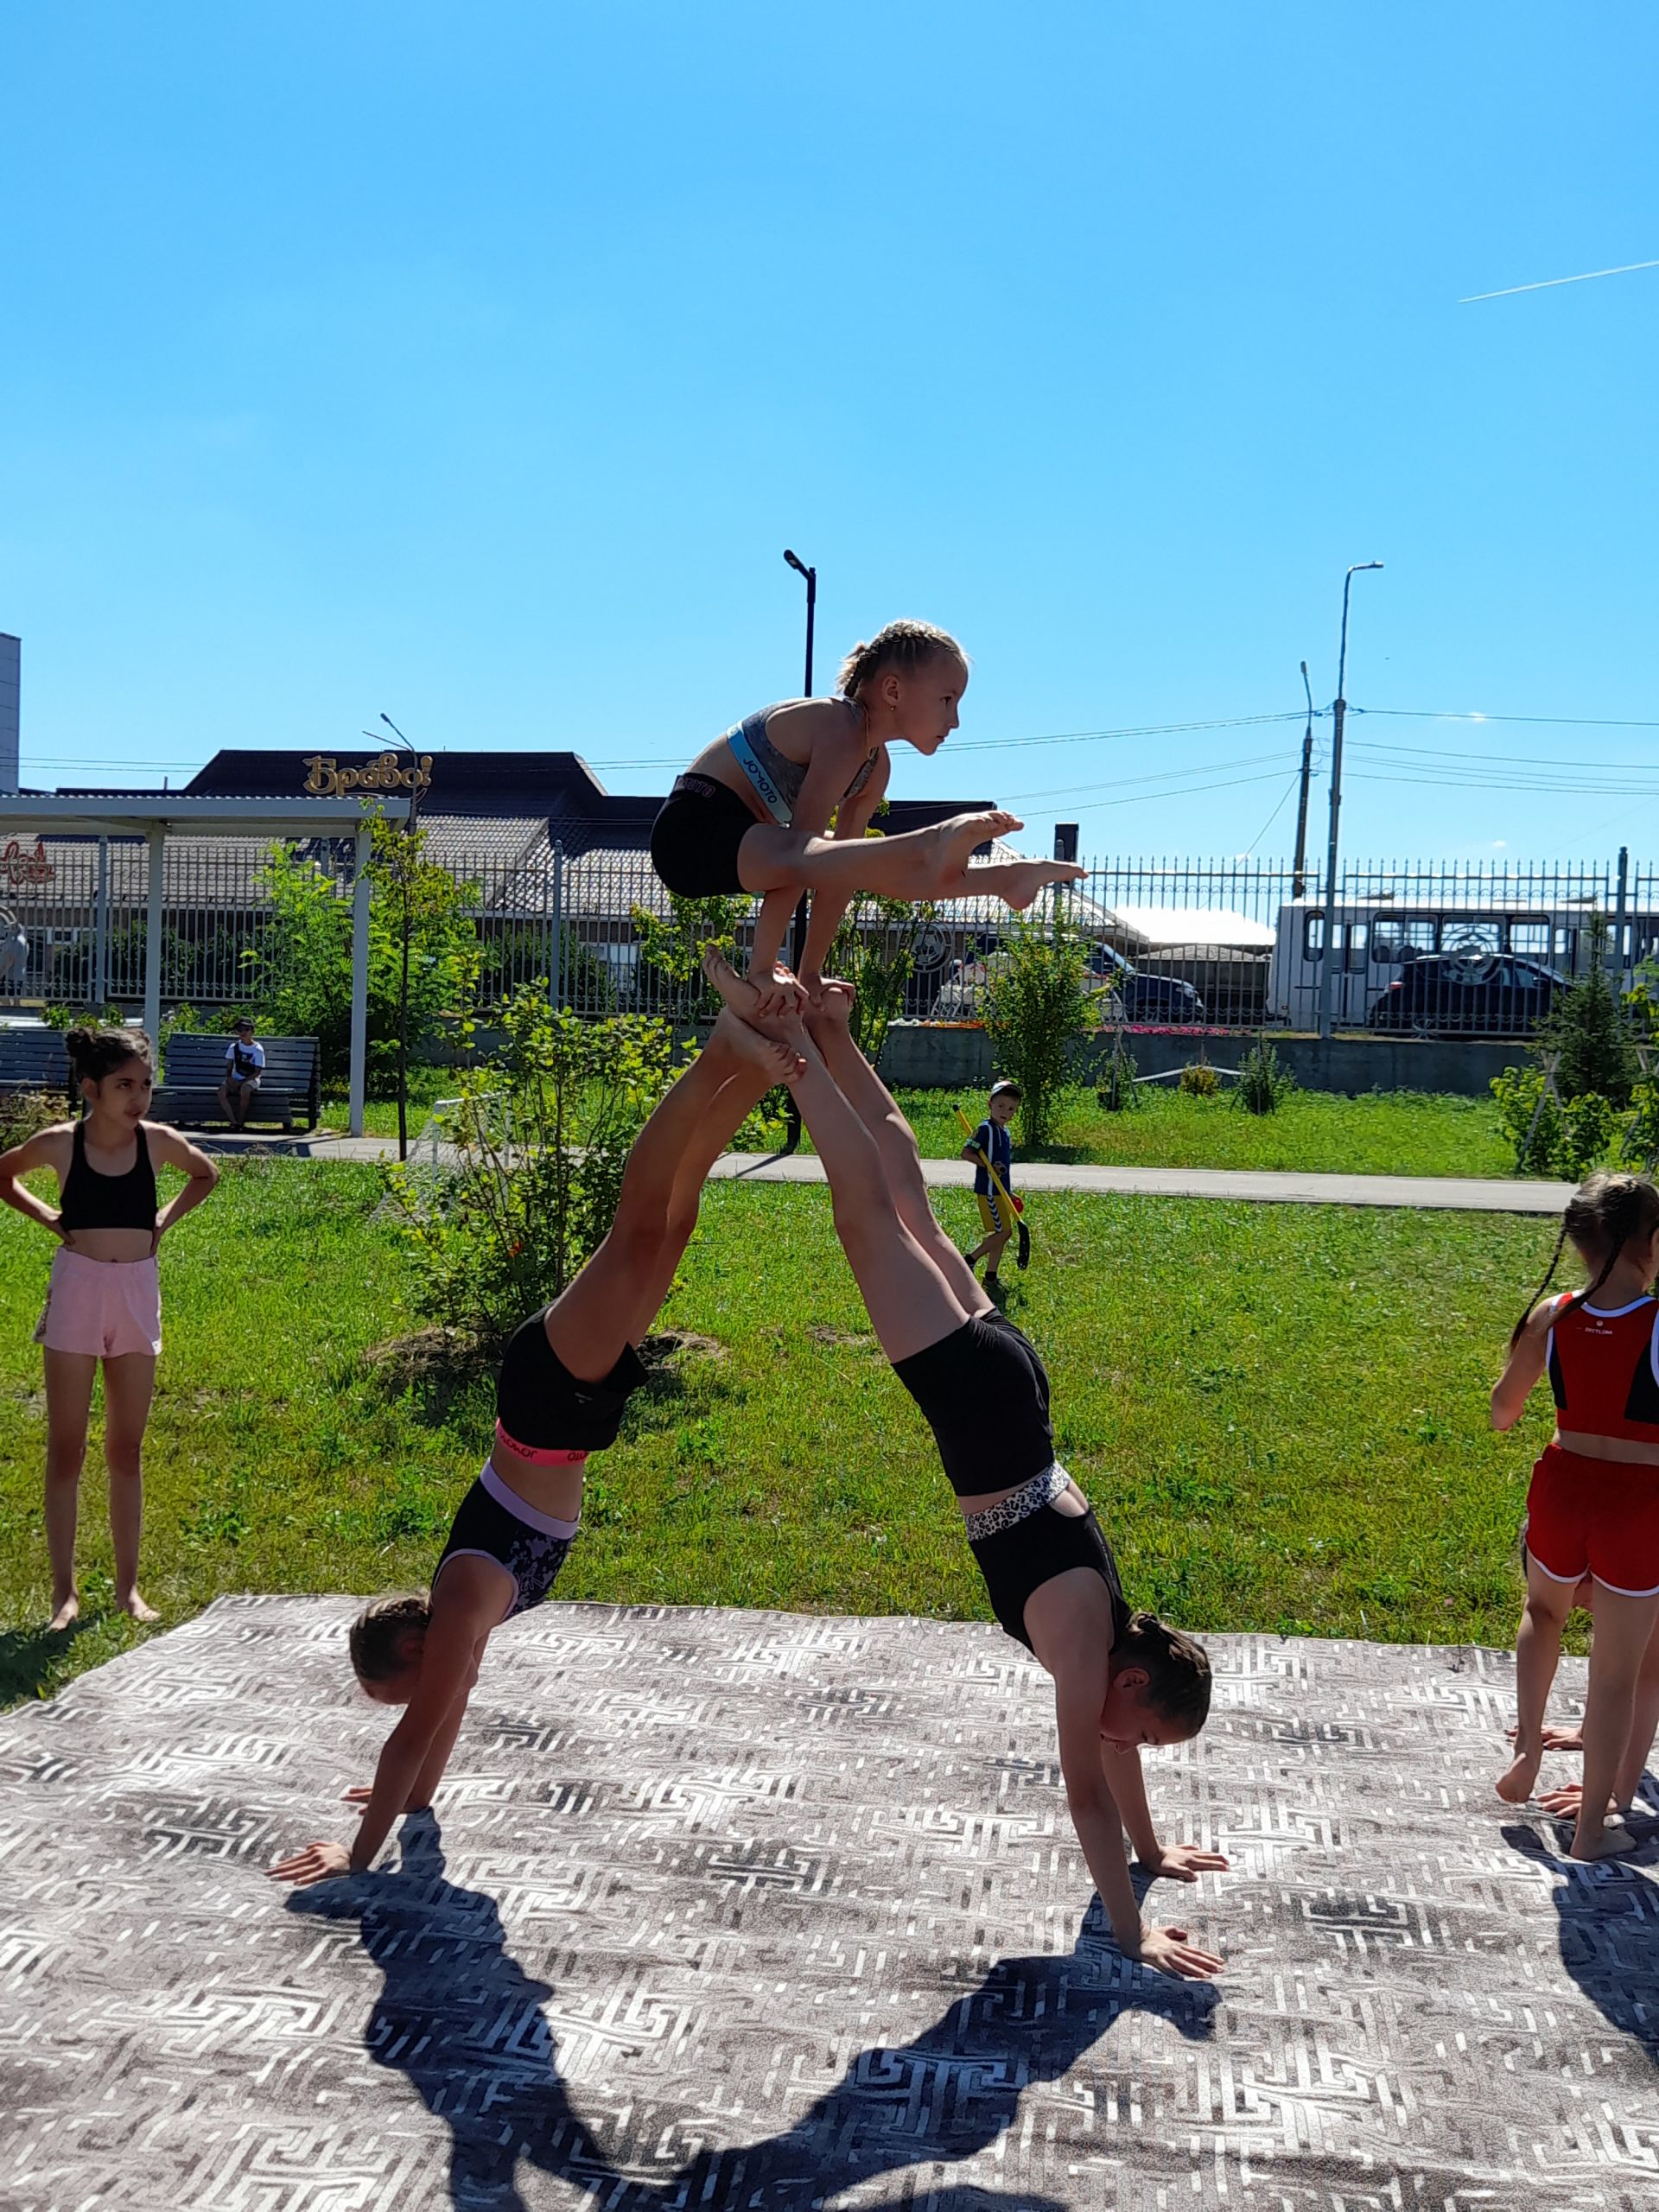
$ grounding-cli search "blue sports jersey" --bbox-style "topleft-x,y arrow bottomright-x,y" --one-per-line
970,1117 -> 1014,1196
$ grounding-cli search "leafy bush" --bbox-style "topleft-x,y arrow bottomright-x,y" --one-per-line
0,1088 -> 69,1148
1491,1064 -> 1622,1178
1235,1037 -> 1295,1116
1179,1062 -> 1221,1098
980,912 -> 1095,1146
630,891 -> 753,1019
384,994 -> 681,1350
240,815 -> 480,1089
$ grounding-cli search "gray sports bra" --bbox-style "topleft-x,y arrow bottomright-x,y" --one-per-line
726,701 -> 878,827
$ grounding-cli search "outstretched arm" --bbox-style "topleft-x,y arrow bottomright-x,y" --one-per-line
1101,1738 -> 1229,1884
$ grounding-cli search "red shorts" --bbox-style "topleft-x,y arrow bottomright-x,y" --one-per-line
1524,1442 -> 1659,1599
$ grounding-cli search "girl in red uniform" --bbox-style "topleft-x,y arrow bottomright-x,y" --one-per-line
1491,1172 -> 1659,1859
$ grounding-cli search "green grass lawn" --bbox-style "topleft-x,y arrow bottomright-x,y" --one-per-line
0,1162 -> 1563,1707
890,1082 -> 1518,1178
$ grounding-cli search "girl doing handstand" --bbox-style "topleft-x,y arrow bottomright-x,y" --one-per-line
649,620 -> 1084,1006
702,949 -> 1226,1979
269,1010 -> 799,1889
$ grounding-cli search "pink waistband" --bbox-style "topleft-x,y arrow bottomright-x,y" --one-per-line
494,1420 -> 588,1467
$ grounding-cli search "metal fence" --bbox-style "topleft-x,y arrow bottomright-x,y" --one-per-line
1,828 -> 1650,1039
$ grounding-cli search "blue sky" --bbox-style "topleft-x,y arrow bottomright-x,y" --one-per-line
3,3 -> 1656,861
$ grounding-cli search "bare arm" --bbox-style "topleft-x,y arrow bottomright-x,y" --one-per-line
747,714 -> 873,989
1491,1300 -> 1554,1430
1100,1740 -> 1230,1883
1055,1671 -> 1224,1980
798,751 -> 892,986
0,1127 -> 72,1236
146,1123 -> 219,1243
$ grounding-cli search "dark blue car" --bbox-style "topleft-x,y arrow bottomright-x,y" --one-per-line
1086,943 -> 1206,1026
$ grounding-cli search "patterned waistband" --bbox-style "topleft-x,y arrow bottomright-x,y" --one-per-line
494,1421 -> 588,1467
962,1463 -> 1072,1542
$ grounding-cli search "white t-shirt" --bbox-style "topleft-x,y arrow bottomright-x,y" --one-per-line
226,1039 -> 266,1083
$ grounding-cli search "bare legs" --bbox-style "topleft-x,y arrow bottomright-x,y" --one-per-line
735,810 -> 1084,915
1568,1588 -> 1659,1859
42,1346 -> 159,1630
1497,1560 -> 1576,1807
543,1010 -> 799,1382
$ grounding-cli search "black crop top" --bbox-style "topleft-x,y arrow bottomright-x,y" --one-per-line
58,1120 -> 158,1234
494,1306 -> 646,1453
892,1313 -> 1055,1496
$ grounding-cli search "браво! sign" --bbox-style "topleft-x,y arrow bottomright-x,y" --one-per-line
302,753 -> 433,798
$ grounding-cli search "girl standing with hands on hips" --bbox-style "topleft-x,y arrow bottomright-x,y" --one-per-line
649,620 -> 1084,1008
0,1026 -> 219,1630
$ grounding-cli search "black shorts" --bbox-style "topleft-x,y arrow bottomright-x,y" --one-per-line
649,775 -> 760,897
891,1313 -> 1055,1497
435,1464 -> 578,1621
495,1310 -> 646,1454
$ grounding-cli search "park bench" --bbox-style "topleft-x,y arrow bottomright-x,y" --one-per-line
0,1027 -> 72,1098
153,1033 -> 321,1133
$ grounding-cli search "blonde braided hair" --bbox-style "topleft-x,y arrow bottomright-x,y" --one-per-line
836,619 -> 967,701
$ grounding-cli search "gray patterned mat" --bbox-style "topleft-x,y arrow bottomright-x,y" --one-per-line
3,1596 -> 1656,2211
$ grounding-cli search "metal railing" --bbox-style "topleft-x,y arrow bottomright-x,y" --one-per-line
0,830 -> 1648,1041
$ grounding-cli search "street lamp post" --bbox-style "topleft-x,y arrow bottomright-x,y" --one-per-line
370,712 -> 423,1160
779,550 -> 817,1155
1291,661 -> 1315,899
1317,563 -> 1384,1041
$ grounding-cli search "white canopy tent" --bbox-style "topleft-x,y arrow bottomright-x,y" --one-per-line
0,792 -> 410,1136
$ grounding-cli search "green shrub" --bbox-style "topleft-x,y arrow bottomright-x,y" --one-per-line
823,881 -> 943,1071
1535,912 -> 1639,1106
1491,1064 -> 1622,1179
630,891 -> 753,1019
1235,1037 -> 1295,1116
0,1088 -> 69,1148
384,994 -> 681,1351
981,912 -> 1095,1146
1179,1062 -> 1221,1099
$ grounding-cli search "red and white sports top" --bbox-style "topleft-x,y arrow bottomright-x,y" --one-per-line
1547,1293 -> 1659,1442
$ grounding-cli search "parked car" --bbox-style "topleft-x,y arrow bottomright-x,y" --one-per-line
931,954 -> 1123,1023
1366,952 -> 1565,1035
1085,943 -> 1206,1025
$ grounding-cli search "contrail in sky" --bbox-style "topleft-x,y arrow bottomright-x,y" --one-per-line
1460,257 -> 1659,302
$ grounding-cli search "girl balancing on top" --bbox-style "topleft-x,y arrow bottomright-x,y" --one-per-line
1492,1171 -> 1659,1859
0,1026 -> 219,1630
700,947 -> 1227,1979
649,620 -> 1085,1007
269,1009 -> 799,1890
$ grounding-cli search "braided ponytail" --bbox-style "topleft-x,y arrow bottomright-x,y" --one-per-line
836,619 -> 967,701
1512,1171 -> 1659,1344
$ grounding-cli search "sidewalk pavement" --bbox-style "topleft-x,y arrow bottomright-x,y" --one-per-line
204,1127 -> 1573,1214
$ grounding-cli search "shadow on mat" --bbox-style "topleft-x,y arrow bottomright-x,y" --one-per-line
1504,1821 -> 1659,2058
291,1823 -> 1214,2212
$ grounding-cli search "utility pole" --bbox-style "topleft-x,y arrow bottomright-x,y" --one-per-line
1317,563 -> 1384,1040
1291,661 -> 1315,899
779,550 -> 817,1155
375,713 -> 424,1161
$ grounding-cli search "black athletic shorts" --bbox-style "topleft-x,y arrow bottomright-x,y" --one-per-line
495,1309 -> 646,1455
649,774 -> 760,897
892,1313 -> 1056,1497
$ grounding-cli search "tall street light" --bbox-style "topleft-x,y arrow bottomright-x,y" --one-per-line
779,549 -> 817,1154
1291,661 -> 1315,899
366,712 -> 423,1160
1318,563 -> 1384,1040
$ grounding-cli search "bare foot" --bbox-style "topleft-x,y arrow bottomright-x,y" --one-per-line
702,943 -> 763,1016
709,1007 -> 803,1084
994,859 -> 1089,912
1497,1750 -> 1541,1805
48,1591 -> 79,1634
117,1589 -> 162,1624
1570,1818 -> 1636,1863
934,809 -> 1022,875
1507,1721 -> 1585,1751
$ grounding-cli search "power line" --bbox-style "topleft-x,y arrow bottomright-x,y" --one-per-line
1356,707 -> 1659,731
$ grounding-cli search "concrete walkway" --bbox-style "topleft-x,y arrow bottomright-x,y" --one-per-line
207,1127 -> 1573,1213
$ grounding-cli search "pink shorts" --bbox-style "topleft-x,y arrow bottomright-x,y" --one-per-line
35,1249 -> 162,1359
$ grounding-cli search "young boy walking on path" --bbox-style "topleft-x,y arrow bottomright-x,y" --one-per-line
963,1080 -> 1020,1287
